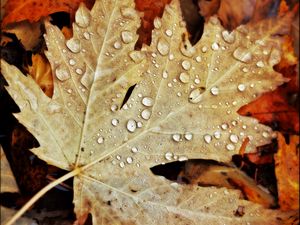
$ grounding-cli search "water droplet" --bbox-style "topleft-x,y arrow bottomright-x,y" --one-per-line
214,131 -> 221,139
242,67 -> 249,73
55,65 -> 70,81
126,157 -> 133,164
221,30 -> 235,43
201,46 -> 208,53
111,104 -> 118,112
111,118 -> 119,126
164,154 -> 175,164
194,78 -> 200,84
141,109 -> 151,120
179,72 -> 190,83
157,38 -> 169,56
169,54 -> 174,60
97,136 -> 104,144
226,144 -> 235,151
189,88 -> 204,103
131,147 -> 138,153
165,29 -> 172,37
119,161 -> 125,168
66,38 -> 81,53
162,71 -> 168,79
69,59 -> 76,66
229,134 -> 239,143
83,32 -> 90,40
256,61 -> 264,68
172,134 -> 181,142
120,7 -> 137,19
75,6 -> 91,28
129,51 -> 145,63
184,132 -> 193,141
180,41 -> 196,57
210,86 -> 219,96
178,156 -> 188,161
262,131 -> 270,138
237,84 -> 246,92
142,97 -> 154,107
233,47 -> 252,63
121,31 -> 133,43
181,60 -> 191,70
195,56 -> 201,62
137,121 -> 143,128
154,18 -> 162,29
127,119 -> 137,133
47,102 -> 62,114
211,42 -> 219,50
113,41 -> 122,49
221,123 -> 228,130
75,68 -> 83,75
204,134 -> 212,143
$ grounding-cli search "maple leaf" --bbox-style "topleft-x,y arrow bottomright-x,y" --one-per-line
1,0 -> 295,224
1,0 -> 95,27
275,133 -> 299,211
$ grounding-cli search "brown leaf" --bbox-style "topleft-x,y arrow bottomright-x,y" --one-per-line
275,133 -> 299,211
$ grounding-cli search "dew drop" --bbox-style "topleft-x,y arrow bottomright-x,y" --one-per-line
184,132 -> 193,141
111,118 -> 119,126
168,54 -> 175,60
172,134 -> 181,142
75,6 -> 91,28
141,109 -> 151,120
237,84 -> 246,92
181,60 -> 191,70
126,157 -> 133,164
180,41 -> 196,57
111,104 -> 118,112
233,47 -> 252,63
178,156 -> 188,161
142,97 -> 154,107
201,46 -> 208,53
131,147 -> 138,153
75,68 -> 83,75
262,131 -> 270,138
120,7 -> 137,19
55,65 -> 70,81
221,123 -> 228,130
66,38 -> 81,53
242,67 -> 249,73
83,32 -> 90,40
189,88 -> 204,103
211,42 -> 219,51
97,136 -> 104,144
137,121 -> 143,128
179,72 -> 190,83
256,61 -> 265,68
229,134 -> 239,143
119,162 -> 125,168
214,131 -> 221,139
129,51 -> 145,63
204,134 -> 212,143
165,29 -> 173,37
221,30 -> 236,43
157,38 -> 169,56
195,56 -> 201,62
121,31 -> 133,43
127,119 -> 137,133
210,86 -> 219,96
226,143 -> 235,151
113,41 -> 122,49
154,18 -> 162,29
165,152 -> 173,160
69,59 -> 76,66
162,71 -> 168,79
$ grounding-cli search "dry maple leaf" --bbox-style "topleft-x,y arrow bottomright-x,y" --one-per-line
275,133 -> 299,211
0,0 -> 295,224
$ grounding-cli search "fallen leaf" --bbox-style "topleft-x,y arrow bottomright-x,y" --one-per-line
275,133 -> 299,211
1,0 -> 295,224
28,54 -> 53,97
179,161 -> 276,208
1,0 -> 95,27
0,146 -> 37,225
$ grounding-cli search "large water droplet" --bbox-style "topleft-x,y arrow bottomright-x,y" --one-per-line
204,134 -> 212,143
233,47 -> 252,63
55,65 -> 70,81
189,88 -> 204,103
214,131 -> 221,139
127,119 -> 137,133
179,72 -> 190,83
172,134 -> 181,142
184,132 -> 193,141
221,30 -> 235,43
141,109 -> 151,120
181,60 -> 191,70
66,38 -> 81,53
142,97 -> 154,107
157,38 -> 169,56
165,152 -> 173,160
75,6 -> 91,28
229,134 -> 239,143
121,31 -> 133,43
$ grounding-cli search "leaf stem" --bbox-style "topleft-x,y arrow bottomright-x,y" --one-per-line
4,168 -> 81,225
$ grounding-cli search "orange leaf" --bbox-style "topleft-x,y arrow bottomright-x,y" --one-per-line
275,133 -> 299,211
1,0 -> 95,27
239,36 -> 299,133
28,54 -> 53,97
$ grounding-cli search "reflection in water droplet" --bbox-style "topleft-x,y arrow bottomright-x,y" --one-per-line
121,31 -> 133,43
127,119 -> 137,133
204,134 -> 212,143
55,65 -> 70,81
233,47 -> 252,63
165,152 -> 173,160
179,72 -> 189,83
221,30 -> 235,43
157,38 -> 169,56
66,38 -> 81,53
97,136 -> 104,144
